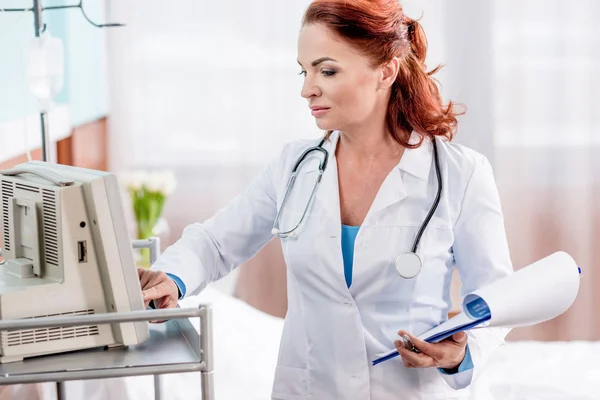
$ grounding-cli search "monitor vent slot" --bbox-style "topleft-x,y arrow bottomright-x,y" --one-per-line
42,189 -> 59,266
15,183 -> 40,194
1,309 -> 99,347
1,180 -> 13,252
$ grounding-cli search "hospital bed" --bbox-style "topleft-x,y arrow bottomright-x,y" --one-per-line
5,285 -> 597,400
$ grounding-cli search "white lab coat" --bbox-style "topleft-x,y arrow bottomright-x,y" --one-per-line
152,130 -> 513,400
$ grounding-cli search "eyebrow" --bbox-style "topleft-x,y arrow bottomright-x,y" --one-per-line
297,57 -> 338,67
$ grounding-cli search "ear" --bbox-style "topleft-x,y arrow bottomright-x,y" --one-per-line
378,57 -> 399,90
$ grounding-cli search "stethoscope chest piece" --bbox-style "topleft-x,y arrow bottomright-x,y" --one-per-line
394,252 -> 422,279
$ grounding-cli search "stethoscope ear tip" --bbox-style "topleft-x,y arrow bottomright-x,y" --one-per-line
271,228 -> 279,236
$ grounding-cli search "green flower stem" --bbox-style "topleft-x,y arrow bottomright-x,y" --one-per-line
130,187 -> 167,268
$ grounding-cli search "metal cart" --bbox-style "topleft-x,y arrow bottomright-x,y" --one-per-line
0,238 -> 214,400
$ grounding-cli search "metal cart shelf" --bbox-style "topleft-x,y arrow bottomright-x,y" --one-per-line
0,238 -> 214,400
0,305 -> 214,400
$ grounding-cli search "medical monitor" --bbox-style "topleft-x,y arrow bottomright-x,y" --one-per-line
0,161 -> 149,363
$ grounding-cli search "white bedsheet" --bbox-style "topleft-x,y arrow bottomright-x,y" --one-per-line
3,289 -> 598,400
471,341 -> 600,400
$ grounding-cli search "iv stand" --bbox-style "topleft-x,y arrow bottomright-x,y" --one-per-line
32,0 -> 52,163
0,0 -> 124,163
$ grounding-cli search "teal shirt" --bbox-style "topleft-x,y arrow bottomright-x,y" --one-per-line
341,224 -> 360,288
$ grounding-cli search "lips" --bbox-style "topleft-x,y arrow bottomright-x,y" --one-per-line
310,105 -> 330,117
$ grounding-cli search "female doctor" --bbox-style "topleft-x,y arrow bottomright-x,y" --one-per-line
138,0 -> 513,398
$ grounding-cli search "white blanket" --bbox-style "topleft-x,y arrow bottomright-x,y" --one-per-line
471,341 -> 600,400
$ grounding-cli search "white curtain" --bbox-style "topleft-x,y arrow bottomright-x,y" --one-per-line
489,0 -> 600,341
412,0 -> 600,340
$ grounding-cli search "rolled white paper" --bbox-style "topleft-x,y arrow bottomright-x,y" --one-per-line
464,251 -> 580,328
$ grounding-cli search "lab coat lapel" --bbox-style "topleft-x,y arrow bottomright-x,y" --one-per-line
363,134 -> 433,224
366,167 -> 408,220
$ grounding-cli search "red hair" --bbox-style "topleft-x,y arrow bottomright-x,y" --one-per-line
302,0 -> 463,147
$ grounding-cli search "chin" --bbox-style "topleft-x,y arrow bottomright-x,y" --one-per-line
314,117 -> 338,131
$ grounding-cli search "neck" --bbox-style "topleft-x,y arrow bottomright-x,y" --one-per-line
336,127 -> 403,161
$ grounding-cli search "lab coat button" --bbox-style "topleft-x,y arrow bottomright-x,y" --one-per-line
344,299 -> 352,305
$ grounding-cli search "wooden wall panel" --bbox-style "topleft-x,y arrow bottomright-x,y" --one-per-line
234,239 -> 288,318
0,148 -> 45,170
58,117 -> 108,171
0,117 -> 107,171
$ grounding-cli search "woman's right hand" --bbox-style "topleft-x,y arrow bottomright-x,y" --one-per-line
137,268 -> 179,310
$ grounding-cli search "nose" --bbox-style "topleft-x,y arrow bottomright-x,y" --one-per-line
301,75 -> 321,99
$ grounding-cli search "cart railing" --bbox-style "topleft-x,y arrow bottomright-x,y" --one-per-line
0,305 -> 213,400
0,237 -> 214,400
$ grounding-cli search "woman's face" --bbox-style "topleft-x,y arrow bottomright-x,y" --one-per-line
297,23 -> 393,132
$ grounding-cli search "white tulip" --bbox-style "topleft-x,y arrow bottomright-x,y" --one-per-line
131,171 -> 150,191
120,170 -> 149,191
119,169 -> 177,196
144,172 -> 163,193
159,171 -> 177,196
139,170 -> 177,196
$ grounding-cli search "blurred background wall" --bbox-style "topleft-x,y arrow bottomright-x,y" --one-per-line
1,0 -> 598,341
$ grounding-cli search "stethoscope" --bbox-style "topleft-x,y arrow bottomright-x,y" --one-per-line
271,135 -> 442,280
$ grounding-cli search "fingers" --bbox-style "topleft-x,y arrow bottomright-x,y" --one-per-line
149,295 -> 178,324
138,270 -> 178,323
397,330 -> 469,370
140,271 -> 177,303
398,331 -> 445,360
394,339 -> 436,368
450,332 -> 468,345
138,268 -> 153,288
141,271 -> 168,297
154,294 -> 178,309
142,280 -> 171,302
142,270 -> 165,292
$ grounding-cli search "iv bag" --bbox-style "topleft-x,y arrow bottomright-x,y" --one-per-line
28,31 -> 64,112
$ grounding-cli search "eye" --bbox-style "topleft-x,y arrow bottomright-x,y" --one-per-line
298,70 -> 307,77
322,70 -> 336,77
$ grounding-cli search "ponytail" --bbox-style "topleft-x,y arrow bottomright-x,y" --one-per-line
387,18 -> 463,148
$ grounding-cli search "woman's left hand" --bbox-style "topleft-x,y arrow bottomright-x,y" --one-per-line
394,330 -> 468,370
